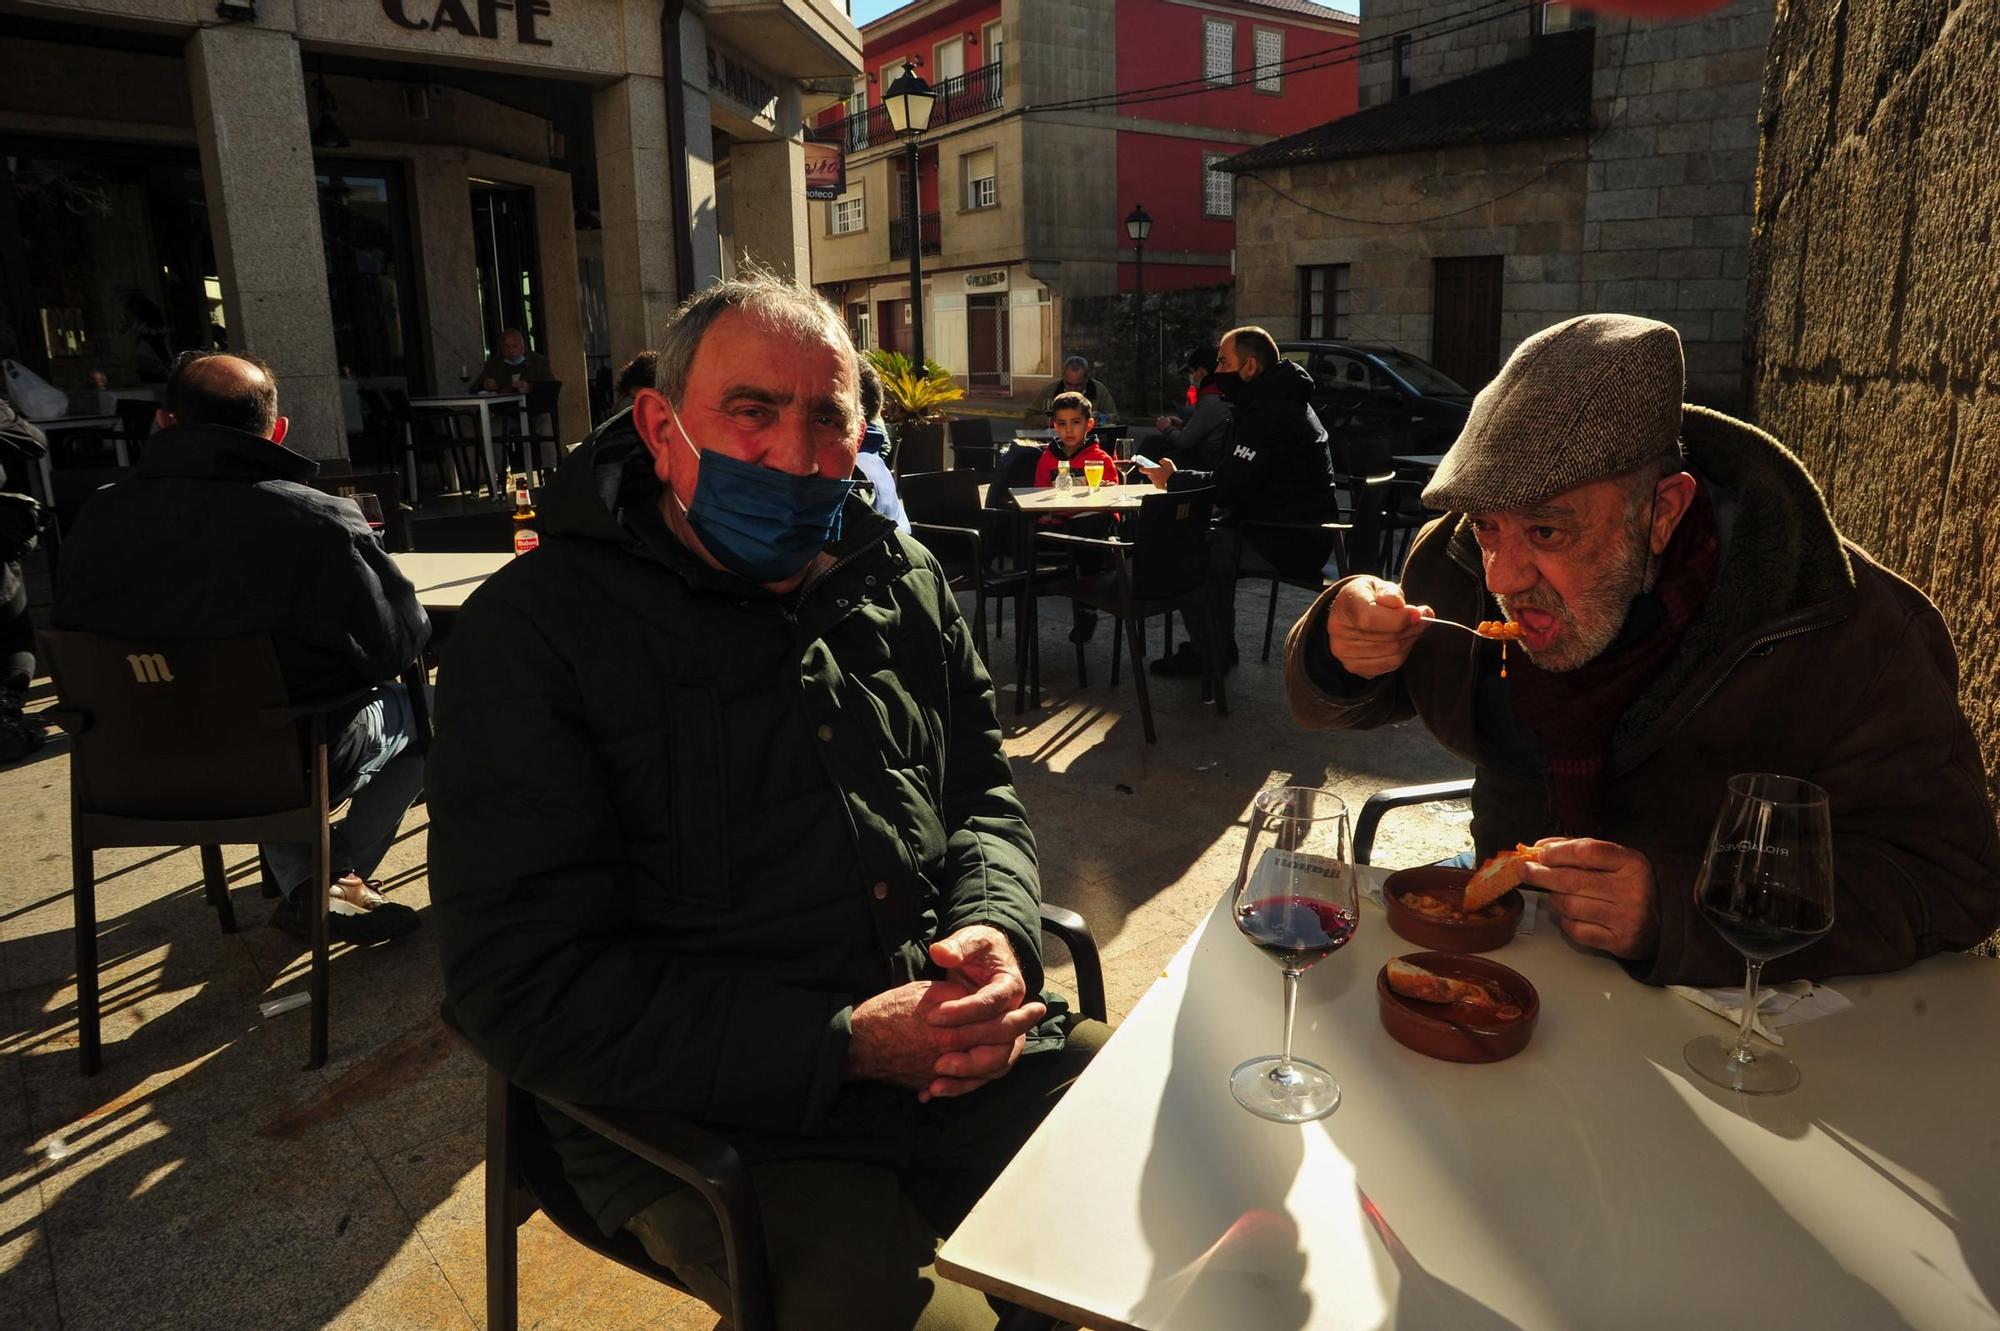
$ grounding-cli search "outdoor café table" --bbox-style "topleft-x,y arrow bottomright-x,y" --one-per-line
406,392 -> 524,499
1009,480 -> 1154,713
393,550 -> 511,615
25,415 -> 122,503
1394,453 -> 1445,472
936,865 -> 2000,1331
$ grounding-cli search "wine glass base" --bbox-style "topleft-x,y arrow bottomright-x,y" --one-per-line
1684,1034 -> 1801,1095
1230,1054 -> 1341,1122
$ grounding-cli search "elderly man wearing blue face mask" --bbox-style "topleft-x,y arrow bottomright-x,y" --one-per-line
427,269 -> 1104,1331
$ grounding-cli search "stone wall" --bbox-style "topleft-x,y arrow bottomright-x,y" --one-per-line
1354,0 -> 1536,111
1746,0 -> 2000,786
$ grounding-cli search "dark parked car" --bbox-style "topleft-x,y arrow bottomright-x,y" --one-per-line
1278,340 -> 1474,475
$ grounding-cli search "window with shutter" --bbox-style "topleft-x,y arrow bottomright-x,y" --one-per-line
964,148 -> 997,209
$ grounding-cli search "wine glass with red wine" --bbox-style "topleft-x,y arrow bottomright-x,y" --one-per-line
1229,785 -> 1358,1123
1683,773 -> 1835,1095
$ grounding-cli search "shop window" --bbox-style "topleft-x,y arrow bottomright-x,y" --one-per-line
1203,154 -> 1234,218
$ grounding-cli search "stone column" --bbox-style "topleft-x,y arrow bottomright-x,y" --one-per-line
411,152 -> 486,391
593,74 -> 681,369
186,24 -> 344,460
531,180 -> 588,438
728,97 -> 811,279
677,8 -> 724,291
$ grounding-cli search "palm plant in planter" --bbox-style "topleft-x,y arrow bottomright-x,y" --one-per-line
864,350 -> 964,459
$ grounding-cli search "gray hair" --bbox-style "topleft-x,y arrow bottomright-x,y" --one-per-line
655,266 -> 855,407
1063,355 -> 1090,376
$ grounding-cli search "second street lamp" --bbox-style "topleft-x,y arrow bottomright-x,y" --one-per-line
1125,204 -> 1153,416
884,60 -> 938,369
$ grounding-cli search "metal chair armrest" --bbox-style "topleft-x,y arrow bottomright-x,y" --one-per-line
546,1096 -> 775,1331
41,706 -> 88,736
1033,531 -> 1127,553
908,522 -> 985,570
1039,903 -> 1108,1023
258,685 -> 382,729
1354,778 -> 1475,867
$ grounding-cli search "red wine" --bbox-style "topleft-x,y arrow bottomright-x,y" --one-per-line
1700,889 -> 1831,962
1236,897 -> 1357,970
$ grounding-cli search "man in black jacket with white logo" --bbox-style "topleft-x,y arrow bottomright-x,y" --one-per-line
53,351 -> 429,943
1139,324 -> 1336,675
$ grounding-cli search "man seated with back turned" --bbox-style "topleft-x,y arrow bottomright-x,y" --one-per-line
1139,325 -> 1336,677
54,351 -> 430,944
475,327 -> 554,395
1285,314 -> 2000,983
1025,353 -> 1119,427
427,271 -> 1106,1331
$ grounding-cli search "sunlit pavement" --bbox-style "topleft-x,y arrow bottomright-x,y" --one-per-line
0,582 -> 1470,1331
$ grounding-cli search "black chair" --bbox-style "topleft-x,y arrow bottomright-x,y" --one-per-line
38,630 -> 369,1072
368,387 -> 477,505
894,420 -> 948,476
1334,470 -> 1398,579
309,469 -> 414,553
948,416 -> 996,473
1233,485 -> 1354,662
476,904 -> 1108,1331
899,469 -> 994,646
1039,487 -> 1226,744
1354,778 -> 1475,866
491,381 -> 564,485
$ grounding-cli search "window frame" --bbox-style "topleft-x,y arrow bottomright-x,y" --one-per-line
828,187 -> 866,236
1203,17 -> 1235,88
982,19 -> 1003,68
962,146 -> 999,211
1203,153 -> 1235,218
1253,26 -> 1284,95
1298,263 -> 1349,338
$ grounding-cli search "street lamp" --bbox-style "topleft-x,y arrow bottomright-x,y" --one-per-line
884,59 -> 937,368
1125,203 -> 1153,415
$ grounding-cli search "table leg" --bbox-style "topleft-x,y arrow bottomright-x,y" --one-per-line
113,439 -> 129,468
479,404 -> 502,498
36,454 -> 54,506
1014,510 -> 1033,715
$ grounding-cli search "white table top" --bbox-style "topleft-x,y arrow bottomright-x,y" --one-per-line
393,551 -> 511,611
1012,482 -> 1155,513
31,414 -> 117,431
938,869 -> 2000,1331
1395,454 -> 1445,469
407,392 -> 525,409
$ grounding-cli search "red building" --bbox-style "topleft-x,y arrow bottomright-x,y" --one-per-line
808,0 -> 1356,408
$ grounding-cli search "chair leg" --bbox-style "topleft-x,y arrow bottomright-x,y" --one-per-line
259,848 -> 280,898
1074,609 -> 1089,689
308,738 -> 331,1071
486,1068 -> 522,1331
1123,608 -> 1157,744
1109,614 -> 1123,687
971,588 -> 988,661
74,846 -> 101,1076
404,423 -> 421,506
1206,596 -> 1230,718
199,844 -> 237,935
1263,578 -> 1281,662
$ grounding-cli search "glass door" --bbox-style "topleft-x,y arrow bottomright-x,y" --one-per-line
471,184 -> 544,362
316,162 -> 421,387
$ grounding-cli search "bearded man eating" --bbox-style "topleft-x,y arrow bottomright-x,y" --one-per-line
1283,314 -> 1999,986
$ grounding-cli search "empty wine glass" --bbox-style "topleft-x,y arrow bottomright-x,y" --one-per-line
1229,786 -> 1359,1123
1683,773 -> 1835,1095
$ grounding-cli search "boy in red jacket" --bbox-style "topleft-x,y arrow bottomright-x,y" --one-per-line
1032,392 -> 1121,642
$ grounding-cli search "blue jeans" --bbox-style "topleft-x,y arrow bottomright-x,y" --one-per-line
264,682 -> 426,899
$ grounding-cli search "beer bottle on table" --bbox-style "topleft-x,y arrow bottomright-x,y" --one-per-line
511,475 -> 540,556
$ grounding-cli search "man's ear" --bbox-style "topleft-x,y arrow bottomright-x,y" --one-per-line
1650,471 -> 1698,556
630,388 -> 678,487
154,407 -> 174,431
269,416 -> 289,446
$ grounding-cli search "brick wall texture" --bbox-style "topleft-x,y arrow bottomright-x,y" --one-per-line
1746,0 -> 2000,786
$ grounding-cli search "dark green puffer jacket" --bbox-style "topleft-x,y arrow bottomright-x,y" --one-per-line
427,421 -> 1045,1233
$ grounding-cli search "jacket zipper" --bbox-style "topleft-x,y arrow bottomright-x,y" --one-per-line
1676,617 -> 1840,725
794,545 -> 874,613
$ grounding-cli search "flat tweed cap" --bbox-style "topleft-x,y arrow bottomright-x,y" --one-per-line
1423,313 -> 1686,513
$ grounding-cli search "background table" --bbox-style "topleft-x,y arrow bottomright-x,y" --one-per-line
25,415 -> 121,503
393,551 -> 510,613
1009,482 -> 1156,711
938,868 -> 2000,1331
407,393 -> 524,498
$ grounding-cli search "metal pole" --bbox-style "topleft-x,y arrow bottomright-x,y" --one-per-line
906,136 -> 926,368
1133,239 -> 1146,416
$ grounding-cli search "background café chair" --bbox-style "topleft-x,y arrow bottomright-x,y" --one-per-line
469,904 -> 1108,1331
893,420 -> 948,476
947,415 -> 996,473
1037,487 -> 1226,744
898,469 -> 995,647
39,629 -> 377,1073
1231,483 -> 1353,661
491,380 -> 564,486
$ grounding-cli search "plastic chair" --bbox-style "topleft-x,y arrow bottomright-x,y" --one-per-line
473,904 -> 1108,1331
38,630 -> 369,1072
1038,487 -> 1227,744
1233,484 -> 1354,662
1354,778 -> 1475,866
893,421 -> 947,476
491,381 -> 564,485
369,387 -> 476,505
899,469 -> 994,646
947,416 -> 996,472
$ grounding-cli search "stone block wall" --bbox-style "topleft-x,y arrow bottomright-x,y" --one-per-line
1354,0 -> 1537,110
1747,0 -> 2000,792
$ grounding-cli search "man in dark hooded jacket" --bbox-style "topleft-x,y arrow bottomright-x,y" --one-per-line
427,272 -> 1104,1331
1139,324 -> 1336,675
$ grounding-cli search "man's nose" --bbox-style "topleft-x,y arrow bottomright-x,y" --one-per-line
766,410 -> 821,475
1482,539 -> 1537,597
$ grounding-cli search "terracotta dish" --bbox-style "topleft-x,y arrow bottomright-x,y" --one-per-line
1376,952 -> 1540,1063
1382,865 -> 1522,953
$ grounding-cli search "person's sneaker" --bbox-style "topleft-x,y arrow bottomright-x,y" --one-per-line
1149,640 -> 1239,678
1068,609 -> 1099,644
270,889 -> 420,945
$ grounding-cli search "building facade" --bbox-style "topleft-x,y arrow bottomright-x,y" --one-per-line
1222,0 -> 1772,407
805,0 -> 1355,409
0,0 -> 862,458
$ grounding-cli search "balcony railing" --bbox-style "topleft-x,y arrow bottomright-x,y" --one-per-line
845,61 -> 1003,153
889,213 -> 942,259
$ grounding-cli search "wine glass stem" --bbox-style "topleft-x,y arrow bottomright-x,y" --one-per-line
1733,959 -> 1765,1063
1278,968 -> 1301,1072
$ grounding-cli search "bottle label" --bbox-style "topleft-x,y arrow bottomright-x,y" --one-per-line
513,528 -> 540,556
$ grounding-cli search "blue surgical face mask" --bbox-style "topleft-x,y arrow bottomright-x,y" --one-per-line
666,402 -> 852,584
504,354 -> 526,367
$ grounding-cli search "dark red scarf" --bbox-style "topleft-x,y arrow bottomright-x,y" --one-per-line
1505,484 -> 1720,835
